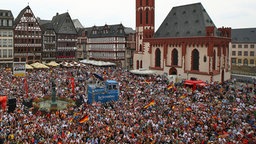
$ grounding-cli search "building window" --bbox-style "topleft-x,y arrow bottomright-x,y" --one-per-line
191,49 -> 199,70
243,59 -> 248,66
140,0 -> 142,6
146,9 -> 149,24
140,60 -> 143,68
250,44 -> 254,48
250,59 -> 254,65
238,59 -> 242,64
3,20 -> 7,26
238,51 -> 242,56
244,51 -> 248,56
136,60 -> 139,69
8,31 -> 13,37
244,44 -> 248,48
231,58 -> 236,64
139,44 -> 142,51
3,32 -> 7,37
238,45 -> 242,48
2,39 -> 7,47
8,20 -> 12,27
146,0 -> 149,6
139,10 -> 143,25
3,50 -> 7,58
250,51 -> 254,56
171,49 -> 178,66
232,44 -> 236,48
203,56 -> 207,62
232,51 -> 236,56
0,50 -> 1,58
213,50 -> 216,70
8,49 -> 12,57
155,48 -> 161,67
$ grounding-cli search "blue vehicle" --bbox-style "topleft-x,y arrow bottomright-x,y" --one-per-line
87,74 -> 119,104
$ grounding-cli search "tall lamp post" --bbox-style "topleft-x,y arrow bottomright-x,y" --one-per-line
50,78 -> 57,109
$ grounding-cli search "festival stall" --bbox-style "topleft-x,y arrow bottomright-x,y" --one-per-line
184,80 -> 207,91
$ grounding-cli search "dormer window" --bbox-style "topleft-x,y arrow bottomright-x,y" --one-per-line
104,29 -> 108,34
92,30 -> 97,34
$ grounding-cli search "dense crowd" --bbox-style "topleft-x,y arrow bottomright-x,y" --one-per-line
0,63 -> 255,144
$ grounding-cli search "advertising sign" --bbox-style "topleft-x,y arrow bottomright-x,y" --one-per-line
13,62 -> 26,77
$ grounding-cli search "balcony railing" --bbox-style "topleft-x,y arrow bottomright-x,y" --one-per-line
57,47 -> 77,51
14,44 -> 42,47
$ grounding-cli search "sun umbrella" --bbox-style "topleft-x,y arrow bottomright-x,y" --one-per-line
31,62 -> 49,69
25,64 -> 34,70
46,61 -> 60,67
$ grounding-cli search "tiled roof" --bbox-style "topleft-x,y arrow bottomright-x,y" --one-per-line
73,19 -> 84,29
86,24 -> 134,38
14,6 -> 30,26
231,28 -> 256,43
51,12 -> 77,34
0,9 -> 13,18
0,9 -> 14,29
154,3 -> 218,38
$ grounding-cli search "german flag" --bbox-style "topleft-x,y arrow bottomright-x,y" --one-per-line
185,107 -> 192,111
145,80 -> 151,84
144,100 -> 155,109
167,84 -> 174,90
180,94 -> 187,99
79,115 -> 89,123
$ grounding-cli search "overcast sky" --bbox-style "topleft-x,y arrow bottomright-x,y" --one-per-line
1,0 -> 256,30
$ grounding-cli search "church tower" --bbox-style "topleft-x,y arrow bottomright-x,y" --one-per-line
135,0 -> 155,53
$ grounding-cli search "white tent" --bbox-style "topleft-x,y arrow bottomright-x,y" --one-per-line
80,59 -> 116,66
130,69 -> 156,75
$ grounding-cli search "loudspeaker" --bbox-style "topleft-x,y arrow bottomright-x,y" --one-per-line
8,98 -> 16,113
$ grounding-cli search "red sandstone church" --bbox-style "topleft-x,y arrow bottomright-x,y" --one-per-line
133,0 -> 231,82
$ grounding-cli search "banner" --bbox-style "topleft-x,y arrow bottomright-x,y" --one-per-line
13,62 -> 26,77
0,96 -> 7,111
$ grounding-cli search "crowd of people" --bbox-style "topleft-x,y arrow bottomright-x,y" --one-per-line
0,63 -> 255,143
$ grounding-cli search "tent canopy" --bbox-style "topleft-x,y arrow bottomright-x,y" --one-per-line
31,62 -> 49,69
130,69 -> 156,75
80,59 -> 116,66
46,61 -> 59,67
25,64 -> 34,69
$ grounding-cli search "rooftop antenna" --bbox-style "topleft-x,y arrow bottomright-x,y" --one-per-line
28,2 -> 29,6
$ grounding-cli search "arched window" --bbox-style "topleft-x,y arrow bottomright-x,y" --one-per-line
146,0 -> 149,6
212,50 -> 216,70
172,49 -> 178,66
155,48 -> 161,67
140,60 -> 143,68
243,58 -> 248,66
136,60 -> 139,69
139,44 -> 142,51
139,10 -> 143,25
191,49 -> 199,70
146,9 -> 149,24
